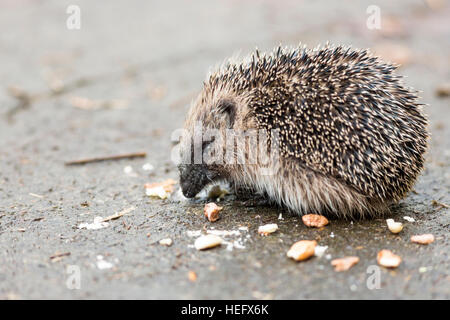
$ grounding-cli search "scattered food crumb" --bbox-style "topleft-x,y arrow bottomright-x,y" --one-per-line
207,229 -> 240,237
145,179 -> 176,199
403,216 -> 415,222
287,240 -> 317,261
258,223 -> 278,236
17,228 -> 26,232
411,234 -> 435,245
123,166 -> 134,175
96,255 -> 114,270
278,213 -> 284,220
188,270 -> 197,282
194,234 -> 223,250
377,249 -> 402,268
419,266 -> 433,273
159,238 -> 173,246
204,203 -> 223,222
314,245 -> 328,258
302,214 -> 329,228
188,228 -> 249,251
187,230 -> 202,237
142,163 -> 154,171
386,218 -> 403,234
78,216 -> 109,230
331,256 -> 360,272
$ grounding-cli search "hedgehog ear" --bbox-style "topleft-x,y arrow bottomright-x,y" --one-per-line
217,99 -> 236,128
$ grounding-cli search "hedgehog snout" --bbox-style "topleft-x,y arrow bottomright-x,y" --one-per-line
179,164 -> 212,198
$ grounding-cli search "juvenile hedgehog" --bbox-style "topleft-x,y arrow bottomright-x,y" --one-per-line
177,44 -> 428,218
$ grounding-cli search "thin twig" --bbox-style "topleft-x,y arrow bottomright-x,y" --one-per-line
102,206 -> 136,222
431,200 -> 450,210
50,252 -> 71,260
65,152 -> 146,165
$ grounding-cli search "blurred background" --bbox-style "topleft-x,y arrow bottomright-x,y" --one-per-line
0,0 -> 448,299
1,0 -> 449,163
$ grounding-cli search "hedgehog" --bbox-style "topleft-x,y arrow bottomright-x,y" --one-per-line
177,44 -> 428,218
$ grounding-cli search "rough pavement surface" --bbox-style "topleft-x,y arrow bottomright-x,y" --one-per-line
0,0 -> 449,299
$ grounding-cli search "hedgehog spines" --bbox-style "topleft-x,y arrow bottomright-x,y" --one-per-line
183,44 -> 428,217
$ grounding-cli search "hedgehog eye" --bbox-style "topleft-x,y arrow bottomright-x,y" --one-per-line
202,136 -> 215,150
217,99 -> 236,127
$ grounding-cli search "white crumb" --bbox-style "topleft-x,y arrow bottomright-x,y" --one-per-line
159,238 -> 173,246
207,229 -> 241,237
96,255 -> 114,270
314,245 -> 328,258
186,230 -> 202,237
78,216 -> 109,230
258,223 -> 278,236
145,186 -> 169,199
142,163 -> 154,171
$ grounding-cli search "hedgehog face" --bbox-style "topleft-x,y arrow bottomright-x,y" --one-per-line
178,163 -> 222,198
178,96 -> 241,198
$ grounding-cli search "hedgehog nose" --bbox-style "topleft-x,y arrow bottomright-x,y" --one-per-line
180,178 -> 197,198
181,186 -> 198,198
179,165 -> 209,198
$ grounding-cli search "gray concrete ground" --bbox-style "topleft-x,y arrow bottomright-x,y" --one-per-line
0,0 -> 449,299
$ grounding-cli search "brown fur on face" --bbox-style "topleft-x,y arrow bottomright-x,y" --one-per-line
178,44 -> 428,218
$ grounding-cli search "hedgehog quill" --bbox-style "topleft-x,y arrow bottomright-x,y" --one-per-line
177,44 -> 428,218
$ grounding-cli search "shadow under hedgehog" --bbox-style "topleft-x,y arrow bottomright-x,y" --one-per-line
177,44 -> 429,219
